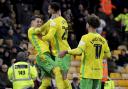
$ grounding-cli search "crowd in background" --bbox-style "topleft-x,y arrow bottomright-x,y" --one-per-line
0,0 -> 128,88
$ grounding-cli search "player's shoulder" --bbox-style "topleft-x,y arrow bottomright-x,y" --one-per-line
28,27 -> 34,33
80,34 -> 89,41
97,34 -> 108,43
83,33 -> 93,38
82,34 -> 88,38
96,33 -> 105,39
99,34 -> 106,40
49,19 -> 56,26
28,27 -> 34,30
56,16 -> 67,23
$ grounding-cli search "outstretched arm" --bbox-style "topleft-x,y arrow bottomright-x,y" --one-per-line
42,21 -> 57,41
68,47 -> 83,55
59,47 -> 83,57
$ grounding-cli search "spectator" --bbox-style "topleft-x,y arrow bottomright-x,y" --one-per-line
115,8 -> 128,42
10,46 -> 18,59
41,0 -> 50,21
74,3 -> 88,41
96,18 -> 106,34
0,0 -> 11,18
13,26 -> 23,45
107,51 -> 118,75
0,58 -> 3,68
106,14 -> 117,32
3,48 -> 11,66
4,38 -> 14,48
11,58 -> 16,64
68,33 -> 78,49
63,9 -> 74,32
107,31 -> 121,50
7,29 -> 14,38
71,77 -> 80,89
0,19 -> 9,39
11,0 -> 33,24
0,46 -> 5,59
19,42 -> 28,51
60,0 -> 68,12
0,38 -> 4,45
0,64 -> 12,89
116,49 -> 128,66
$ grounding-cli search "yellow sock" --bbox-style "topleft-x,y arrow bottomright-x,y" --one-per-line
39,77 -> 51,89
53,67 -> 64,89
64,79 -> 72,89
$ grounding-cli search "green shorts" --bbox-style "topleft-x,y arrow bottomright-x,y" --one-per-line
55,54 -> 71,73
36,52 -> 56,77
80,78 -> 101,89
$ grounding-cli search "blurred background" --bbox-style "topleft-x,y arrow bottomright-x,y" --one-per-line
0,0 -> 128,89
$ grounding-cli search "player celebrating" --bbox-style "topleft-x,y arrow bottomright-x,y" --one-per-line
41,2 -> 72,89
59,15 -> 111,89
28,16 -> 64,89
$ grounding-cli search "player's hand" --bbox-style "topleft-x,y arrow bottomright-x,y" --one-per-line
58,51 -> 68,58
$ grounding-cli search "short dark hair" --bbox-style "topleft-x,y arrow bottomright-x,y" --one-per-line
16,52 -> 27,61
31,15 -> 42,21
49,2 -> 60,12
87,15 -> 100,29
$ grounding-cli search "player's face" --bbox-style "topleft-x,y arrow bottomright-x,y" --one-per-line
48,5 -> 53,15
32,18 -> 42,27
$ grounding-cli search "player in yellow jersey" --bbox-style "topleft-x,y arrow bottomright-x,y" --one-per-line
59,15 -> 111,89
28,15 -> 64,89
41,2 -> 72,89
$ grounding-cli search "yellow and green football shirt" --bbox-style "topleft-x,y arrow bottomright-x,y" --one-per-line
42,16 -> 71,56
28,27 -> 50,54
68,32 -> 111,79
40,20 -> 51,36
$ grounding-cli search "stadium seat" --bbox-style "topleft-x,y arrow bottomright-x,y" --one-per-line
71,60 -> 81,67
67,73 -> 73,80
76,67 -> 80,73
110,73 -> 122,79
117,66 -> 126,73
0,39 -> 3,45
118,45 -> 127,51
122,73 -> 128,79
74,56 -> 81,60
125,87 -> 128,89
115,87 -> 128,89
68,66 -> 77,74
124,65 -> 128,73
113,50 -> 121,56
116,80 -> 128,87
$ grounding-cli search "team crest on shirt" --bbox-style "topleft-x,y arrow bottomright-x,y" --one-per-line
50,21 -> 56,26
78,41 -> 85,46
